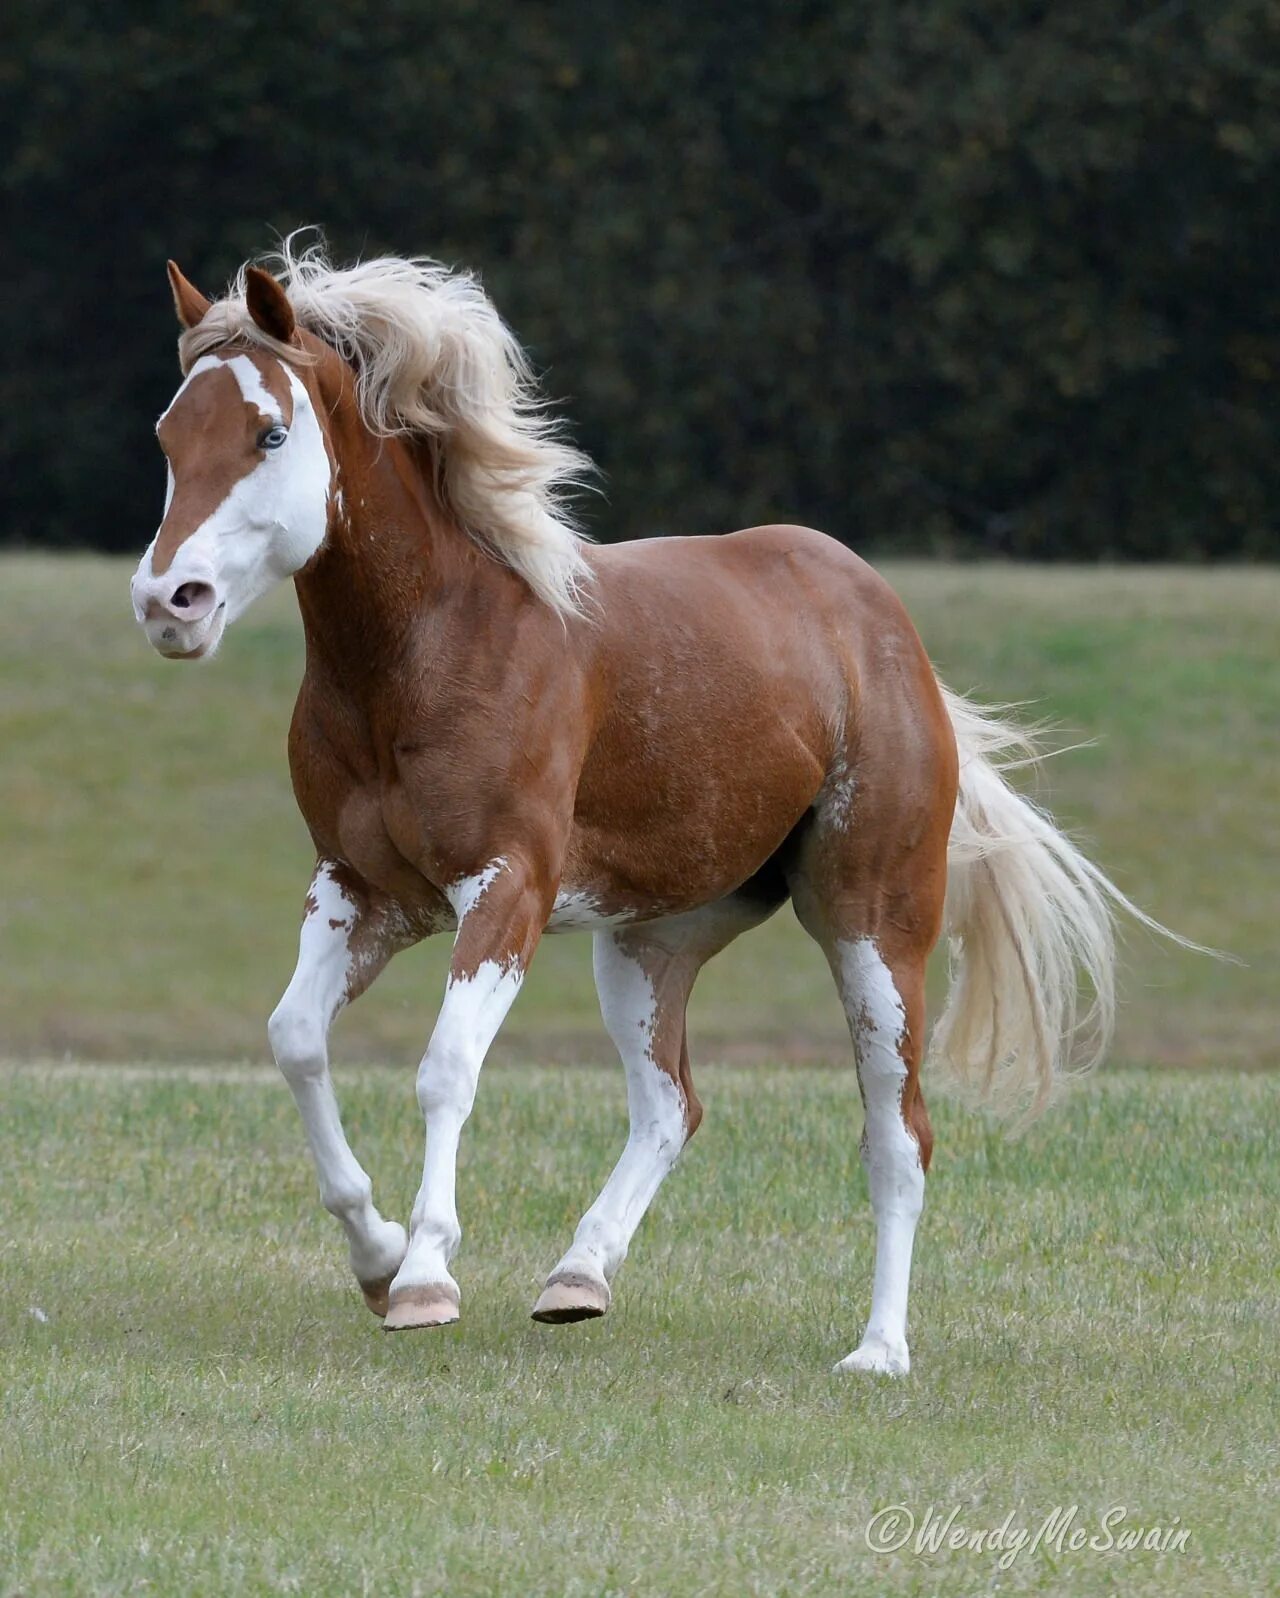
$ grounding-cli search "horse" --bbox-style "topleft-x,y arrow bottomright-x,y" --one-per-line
130,237 -> 1164,1376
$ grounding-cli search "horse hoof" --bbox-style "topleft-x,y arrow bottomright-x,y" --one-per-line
359,1275 -> 395,1318
834,1338 -> 910,1377
531,1271 -> 611,1324
383,1283 -> 460,1331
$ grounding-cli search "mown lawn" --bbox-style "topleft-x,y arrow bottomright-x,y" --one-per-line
1,557 -> 1278,1593
0,556 -> 1276,1067
1,1062 -> 1277,1596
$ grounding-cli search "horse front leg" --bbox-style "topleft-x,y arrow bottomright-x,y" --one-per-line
385,856 -> 551,1331
268,859 -> 418,1316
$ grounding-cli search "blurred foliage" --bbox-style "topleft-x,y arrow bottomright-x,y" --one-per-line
2,0 -> 1278,557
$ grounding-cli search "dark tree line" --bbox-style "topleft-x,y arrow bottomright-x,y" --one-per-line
3,0 -> 1277,559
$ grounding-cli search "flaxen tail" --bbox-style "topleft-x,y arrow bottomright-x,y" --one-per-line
930,685 -> 1205,1125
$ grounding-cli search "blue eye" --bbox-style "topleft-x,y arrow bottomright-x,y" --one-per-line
259,425 -> 288,450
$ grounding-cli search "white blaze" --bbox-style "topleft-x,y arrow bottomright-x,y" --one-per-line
136,355 -> 333,641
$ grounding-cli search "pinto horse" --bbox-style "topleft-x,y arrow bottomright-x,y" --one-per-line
131,240 -> 1155,1375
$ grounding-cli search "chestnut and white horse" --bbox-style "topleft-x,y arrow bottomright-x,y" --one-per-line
131,240 -> 1158,1375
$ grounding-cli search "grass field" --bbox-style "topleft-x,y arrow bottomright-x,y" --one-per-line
1,556 -> 1278,1594
1,556 -> 1276,1067
2,1062 -> 1277,1596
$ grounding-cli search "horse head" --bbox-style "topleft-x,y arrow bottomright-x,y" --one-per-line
130,262 -> 334,659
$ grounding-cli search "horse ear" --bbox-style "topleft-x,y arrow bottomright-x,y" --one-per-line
245,266 -> 296,344
167,260 -> 212,329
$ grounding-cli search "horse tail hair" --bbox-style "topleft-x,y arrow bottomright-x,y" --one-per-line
928,684 -> 1208,1126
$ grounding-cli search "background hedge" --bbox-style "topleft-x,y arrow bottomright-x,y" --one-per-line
4,0 -> 1277,558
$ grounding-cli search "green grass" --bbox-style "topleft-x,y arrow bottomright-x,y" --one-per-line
2,1061 -> 1276,1596
2,556 -> 1278,1592
0,555 -> 1276,1068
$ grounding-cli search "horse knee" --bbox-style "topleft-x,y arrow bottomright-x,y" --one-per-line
415,1045 -> 478,1121
268,1000 -> 324,1084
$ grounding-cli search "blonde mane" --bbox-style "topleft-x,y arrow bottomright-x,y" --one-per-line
179,233 -> 595,616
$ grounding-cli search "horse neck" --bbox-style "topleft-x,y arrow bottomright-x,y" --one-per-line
292,417 -> 511,699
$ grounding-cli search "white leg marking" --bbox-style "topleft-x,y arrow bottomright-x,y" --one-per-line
833,937 -> 923,1378
547,931 -> 689,1289
445,856 -> 509,923
391,861 -> 522,1306
268,864 -> 405,1291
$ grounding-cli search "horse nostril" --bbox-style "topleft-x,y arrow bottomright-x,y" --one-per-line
168,580 -> 217,618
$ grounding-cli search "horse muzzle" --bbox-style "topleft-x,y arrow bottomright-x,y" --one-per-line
131,567 -> 227,659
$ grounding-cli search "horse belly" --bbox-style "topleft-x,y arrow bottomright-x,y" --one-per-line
555,722 -> 825,929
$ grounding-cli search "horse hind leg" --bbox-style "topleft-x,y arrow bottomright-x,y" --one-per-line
832,936 -> 932,1374
791,837 -> 942,1375
532,928 -> 699,1323
532,895 -> 774,1324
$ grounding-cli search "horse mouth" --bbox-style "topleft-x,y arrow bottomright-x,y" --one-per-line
153,603 -> 226,660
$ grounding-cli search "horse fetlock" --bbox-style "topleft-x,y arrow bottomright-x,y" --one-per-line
563,1225 -> 626,1282
349,1217 -> 408,1296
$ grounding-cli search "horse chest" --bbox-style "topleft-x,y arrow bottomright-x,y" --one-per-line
332,786 -> 414,888
288,736 -> 444,915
